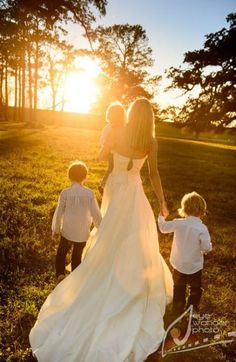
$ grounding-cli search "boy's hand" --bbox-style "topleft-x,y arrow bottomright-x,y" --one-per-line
52,232 -> 60,241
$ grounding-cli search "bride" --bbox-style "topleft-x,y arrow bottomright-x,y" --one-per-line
29,98 -> 173,362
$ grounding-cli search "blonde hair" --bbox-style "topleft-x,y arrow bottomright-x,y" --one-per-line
178,191 -> 207,218
68,161 -> 88,183
126,98 -> 155,153
106,102 -> 126,127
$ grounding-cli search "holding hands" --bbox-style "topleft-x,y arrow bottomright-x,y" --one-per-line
160,200 -> 169,218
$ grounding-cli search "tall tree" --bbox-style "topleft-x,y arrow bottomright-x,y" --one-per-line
167,13 -> 236,135
90,24 -> 161,111
44,40 -> 77,111
0,11 -> 18,120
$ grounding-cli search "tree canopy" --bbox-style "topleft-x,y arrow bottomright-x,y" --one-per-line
167,13 -> 236,134
90,24 -> 160,110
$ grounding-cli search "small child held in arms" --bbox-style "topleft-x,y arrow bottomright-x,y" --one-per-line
99,102 -> 126,193
52,161 -> 102,282
158,191 -> 212,318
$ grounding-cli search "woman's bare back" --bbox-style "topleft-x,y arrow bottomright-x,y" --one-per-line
112,126 -> 149,160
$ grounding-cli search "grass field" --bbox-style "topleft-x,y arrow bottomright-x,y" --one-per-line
0,125 -> 236,361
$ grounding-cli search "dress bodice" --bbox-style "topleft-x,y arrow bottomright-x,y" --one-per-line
112,152 -> 147,176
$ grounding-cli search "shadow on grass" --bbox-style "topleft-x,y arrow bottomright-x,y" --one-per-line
0,130 -> 44,156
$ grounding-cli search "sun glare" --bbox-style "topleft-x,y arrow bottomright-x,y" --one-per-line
63,58 -> 100,113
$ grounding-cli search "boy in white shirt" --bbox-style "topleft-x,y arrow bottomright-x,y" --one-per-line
52,161 -> 102,282
158,191 -> 212,318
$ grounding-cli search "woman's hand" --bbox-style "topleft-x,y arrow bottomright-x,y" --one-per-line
160,201 -> 169,218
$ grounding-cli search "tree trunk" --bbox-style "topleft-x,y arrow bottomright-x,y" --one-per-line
28,47 -> 33,123
51,79 -> 56,111
13,65 -> 18,121
61,72 -> 67,112
0,58 -> 3,119
21,25 -> 26,122
4,58 -> 9,121
18,64 -> 22,121
34,20 -> 39,121
52,92 -> 56,111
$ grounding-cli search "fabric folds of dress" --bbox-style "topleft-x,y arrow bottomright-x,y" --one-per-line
29,152 -> 173,362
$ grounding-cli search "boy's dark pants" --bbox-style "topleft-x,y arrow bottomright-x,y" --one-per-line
56,236 -> 86,277
172,269 -> 203,318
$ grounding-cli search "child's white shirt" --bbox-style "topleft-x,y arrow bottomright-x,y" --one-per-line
52,183 -> 102,242
158,215 -> 212,274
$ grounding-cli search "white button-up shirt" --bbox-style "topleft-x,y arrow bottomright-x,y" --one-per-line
158,215 -> 212,274
52,183 -> 102,243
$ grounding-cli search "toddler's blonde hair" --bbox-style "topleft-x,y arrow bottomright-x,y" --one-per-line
126,98 -> 155,153
178,191 -> 207,218
106,102 -> 126,127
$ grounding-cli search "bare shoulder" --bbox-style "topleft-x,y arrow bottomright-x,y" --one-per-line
112,127 -> 128,151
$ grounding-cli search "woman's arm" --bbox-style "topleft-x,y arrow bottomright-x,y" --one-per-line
147,139 -> 169,218
100,154 -> 114,188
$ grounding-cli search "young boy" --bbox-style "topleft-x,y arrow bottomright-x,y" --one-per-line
99,102 -> 126,193
52,161 -> 102,282
158,191 -> 212,318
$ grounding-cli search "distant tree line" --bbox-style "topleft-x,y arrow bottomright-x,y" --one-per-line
0,0 -> 161,122
0,0 -> 107,122
0,1 -> 235,135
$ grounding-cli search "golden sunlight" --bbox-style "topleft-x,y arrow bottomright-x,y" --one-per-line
63,58 -> 100,113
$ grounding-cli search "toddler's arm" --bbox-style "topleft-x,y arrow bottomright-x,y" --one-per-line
52,191 -> 66,238
99,129 -> 114,161
200,226 -> 212,253
90,193 -> 102,227
158,215 -> 176,233
100,124 -> 112,147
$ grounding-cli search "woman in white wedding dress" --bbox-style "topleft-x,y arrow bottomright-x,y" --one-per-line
29,98 -> 173,362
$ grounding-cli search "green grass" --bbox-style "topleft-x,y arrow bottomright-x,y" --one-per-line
156,122 -> 236,145
0,126 -> 235,361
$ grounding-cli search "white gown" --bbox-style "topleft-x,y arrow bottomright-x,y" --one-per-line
29,152 -> 173,362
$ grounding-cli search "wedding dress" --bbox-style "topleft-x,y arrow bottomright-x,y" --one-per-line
29,152 -> 173,362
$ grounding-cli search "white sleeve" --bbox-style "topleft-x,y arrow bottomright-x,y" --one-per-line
200,226 -> 212,252
52,191 -> 66,234
158,215 -> 176,233
90,193 -> 102,228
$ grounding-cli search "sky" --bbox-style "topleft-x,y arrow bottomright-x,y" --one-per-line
68,0 -> 236,107
96,0 -> 236,75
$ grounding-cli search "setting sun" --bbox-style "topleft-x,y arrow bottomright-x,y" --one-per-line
63,58 -> 101,113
